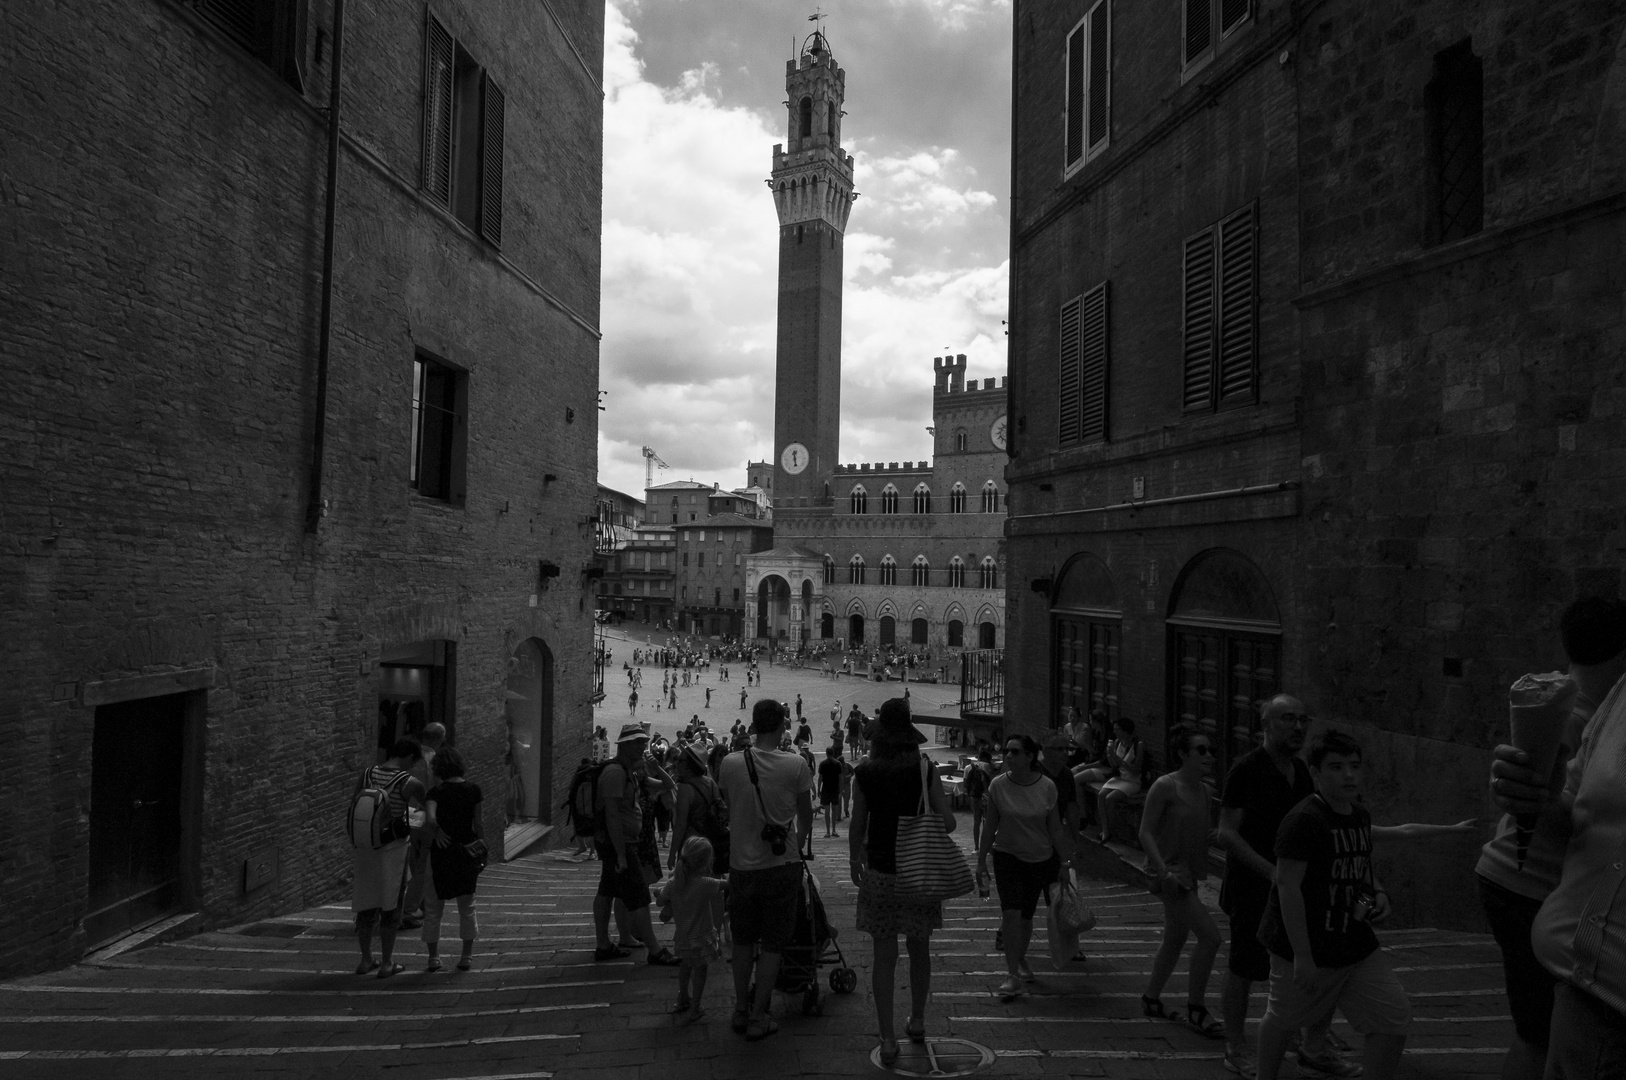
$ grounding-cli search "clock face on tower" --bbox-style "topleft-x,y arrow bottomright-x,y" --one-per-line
989,415 -> 1008,451
780,442 -> 810,475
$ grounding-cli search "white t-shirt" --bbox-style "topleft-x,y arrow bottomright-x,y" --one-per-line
988,772 -> 1059,863
718,746 -> 813,871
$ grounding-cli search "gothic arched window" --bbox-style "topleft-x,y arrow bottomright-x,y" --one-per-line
823,555 -> 835,584
799,96 -> 813,140
956,430 -> 968,451
880,484 -> 899,514
879,555 -> 898,586
912,483 -> 931,514
949,483 -> 967,514
979,556 -> 998,589
911,555 -> 930,587
981,481 -> 1000,513
848,554 -> 866,585
849,485 -> 868,514
947,556 -> 966,589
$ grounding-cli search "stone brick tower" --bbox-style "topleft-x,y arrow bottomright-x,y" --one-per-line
770,30 -> 854,509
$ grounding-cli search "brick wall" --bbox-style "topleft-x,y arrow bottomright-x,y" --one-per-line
0,0 -> 604,976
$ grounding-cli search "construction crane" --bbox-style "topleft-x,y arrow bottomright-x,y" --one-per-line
642,445 -> 670,490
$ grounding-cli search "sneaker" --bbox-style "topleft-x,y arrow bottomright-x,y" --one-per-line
1296,1049 -> 1363,1078
1222,1050 -> 1258,1079
1322,1029 -> 1354,1054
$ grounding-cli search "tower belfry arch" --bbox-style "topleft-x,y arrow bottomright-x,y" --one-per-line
770,29 -> 855,511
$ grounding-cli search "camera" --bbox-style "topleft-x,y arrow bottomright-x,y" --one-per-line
761,821 -> 790,856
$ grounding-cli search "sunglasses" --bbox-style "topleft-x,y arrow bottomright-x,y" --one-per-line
1191,744 -> 1214,757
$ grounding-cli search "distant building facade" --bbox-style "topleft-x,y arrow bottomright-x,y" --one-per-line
1003,0 -> 1625,928
675,515 -> 776,639
0,0 -> 605,975
745,32 -> 1007,676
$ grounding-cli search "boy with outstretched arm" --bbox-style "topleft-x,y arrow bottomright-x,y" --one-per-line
1255,731 -> 1411,1080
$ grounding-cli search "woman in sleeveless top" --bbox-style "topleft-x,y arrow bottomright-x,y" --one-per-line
1138,723 -> 1224,1037
353,737 -> 426,977
423,746 -> 484,971
849,698 -> 955,1065
1089,717 -> 1144,842
669,745 -> 728,875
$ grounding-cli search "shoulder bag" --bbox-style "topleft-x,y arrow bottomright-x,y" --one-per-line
892,757 -> 975,903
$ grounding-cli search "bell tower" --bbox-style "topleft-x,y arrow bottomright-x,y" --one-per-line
770,30 -> 854,509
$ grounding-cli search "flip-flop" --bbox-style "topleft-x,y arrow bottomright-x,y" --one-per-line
354,959 -> 380,976
745,1016 -> 779,1041
647,949 -> 682,966
456,957 -> 472,971
376,963 -> 402,979
593,945 -> 631,961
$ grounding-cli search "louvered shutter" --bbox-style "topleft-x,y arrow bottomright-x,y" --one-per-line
1079,282 -> 1109,442
196,0 -> 257,49
1184,0 -> 1212,65
422,15 -> 454,206
1216,203 -> 1256,404
1064,25 -> 1085,169
1221,0 -> 1250,35
1058,295 -> 1083,445
1181,227 -> 1216,411
1086,0 -> 1109,153
479,73 -> 505,247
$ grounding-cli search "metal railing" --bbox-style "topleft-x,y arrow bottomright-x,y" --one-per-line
959,648 -> 1004,716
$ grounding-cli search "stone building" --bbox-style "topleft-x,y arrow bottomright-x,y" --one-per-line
0,0 -> 604,975
674,515 -> 777,639
745,31 -> 1008,666
1003,0 -> 1625,926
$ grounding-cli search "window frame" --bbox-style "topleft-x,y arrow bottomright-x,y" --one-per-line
1181,201 -> 1258,414
979,557 -> 998,590
409,352 -> 467,505
949,483 -> 967,514
1182,0 -> 1252,82
1063,0 -> 1111,178
911,556 -> 931,587
848,555 -> 866,586
422,11 -> 505,247
880,484 -> 900,514
948,557 -> 967,589
879,555 -> 898,587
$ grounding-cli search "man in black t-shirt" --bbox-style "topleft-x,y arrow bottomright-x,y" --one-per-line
818,745 -> 844,837
1217,695 -> 1346,1078
1255,731 -> 1410,1080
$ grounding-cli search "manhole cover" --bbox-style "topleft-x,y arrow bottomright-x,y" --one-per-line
235,922 -> 308,938
869,1037 -> 994,1077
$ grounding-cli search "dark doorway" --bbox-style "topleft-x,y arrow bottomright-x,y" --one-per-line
849,613 -> 865,645
879,616 -> 896,648
506,639 -> 554,824
821,612 -> 834,639
911,617 -> 929,645
978,621 -> 997,649
378,640 -> 456,759
86,692 -> 195,948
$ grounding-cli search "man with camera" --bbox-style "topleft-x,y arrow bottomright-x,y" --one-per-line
717,698 -> 815,1041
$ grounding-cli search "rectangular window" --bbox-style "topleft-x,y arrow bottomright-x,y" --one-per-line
409,354 -> 466,503
1425,40 -> 1484,246
423,13 -> 504,245
697,553 -> 705,568
191,0 -> 307,90
1183,0 -> 1250,76
1182,202 -> 1257,412
1064,0 -> 1110,175
1058,282 -> 1109,447
734,589 -> 741,602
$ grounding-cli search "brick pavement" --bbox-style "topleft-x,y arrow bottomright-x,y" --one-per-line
0,815 -> 1513,1079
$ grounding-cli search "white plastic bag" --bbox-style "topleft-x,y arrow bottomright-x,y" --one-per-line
1046,871 -> 1095,969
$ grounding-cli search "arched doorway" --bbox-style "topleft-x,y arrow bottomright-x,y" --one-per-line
879,615 -> 896,648
821,612 -> 834,639
506,639 -> 555,824
1052,553 -> 1122,730
800,579 -> 814,643
978,621 -> 997,648
849,613 -> 865,645
911,617 -> 928,645
1167,549 -> 1281,778
757,575 -> 791,639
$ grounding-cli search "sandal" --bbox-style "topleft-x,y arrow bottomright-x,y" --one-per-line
424,957 -> 443,973
1141,994 -> 1179,1021
745,1016 -> 779,1041
354,959 -> 380,976
904,1017 -> 926,1043
647,948 -> 681,966
878,1037 -> 901,1066
593,945 -> 630,961
996,977 -> 1024,1000
376,962 -> 402,979
731,1008 -> 749,1033
1185,1004 -> 1225,1039
456,956 -> 472,971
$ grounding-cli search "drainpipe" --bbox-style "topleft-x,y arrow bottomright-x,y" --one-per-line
305,0 -> 346,534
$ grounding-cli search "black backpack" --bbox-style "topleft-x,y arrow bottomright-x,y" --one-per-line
563,761 -> 610,836
963,761 -> 989,800
682,776 -> 731,869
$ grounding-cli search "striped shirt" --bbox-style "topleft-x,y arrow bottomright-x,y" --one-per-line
1533,671 -> 1626,1018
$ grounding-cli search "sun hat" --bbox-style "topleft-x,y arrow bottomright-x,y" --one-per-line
873,697 -> 926,746
615,722 -> 650,744
681,743 -> 709,775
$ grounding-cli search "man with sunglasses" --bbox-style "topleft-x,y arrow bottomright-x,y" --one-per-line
1216,696 -> 1354,1078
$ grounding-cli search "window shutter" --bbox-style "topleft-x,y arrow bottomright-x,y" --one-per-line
1221,0 -> 1250,35
1181,227 -> 1216,411
1064,24 -> 1085,169
1087,0 -> 1109,152
1058,295 -> 1083,445
196,0 -> 257,50
422,15 -> 454,206
1079,281 -> 1109,442
1183,0 -> 1212,65
1216,203 -> 1256,404
479,73 -> 505,247
273,0 -> 307,92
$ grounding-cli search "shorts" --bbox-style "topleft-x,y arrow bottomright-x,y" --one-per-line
1222,875 -> 1272,982
992,850 -> 1059,920
594,841 -> 652,911
1477,874 -> 1556,1049
1262,949 -> 1412,1036
820,790 -> 840,807
728,862 -> 803,951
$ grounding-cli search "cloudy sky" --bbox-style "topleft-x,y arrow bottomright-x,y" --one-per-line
597,0 -> 1012,499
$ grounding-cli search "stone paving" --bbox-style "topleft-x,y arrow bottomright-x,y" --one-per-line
0,817 -> 1513,1079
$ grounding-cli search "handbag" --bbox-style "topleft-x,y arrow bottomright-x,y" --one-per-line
463,837 -> 489,872
892,757 -> 975,903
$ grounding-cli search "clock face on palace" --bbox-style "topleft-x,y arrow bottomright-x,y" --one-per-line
780,442 -> 809,475
989,415 -> 1008,450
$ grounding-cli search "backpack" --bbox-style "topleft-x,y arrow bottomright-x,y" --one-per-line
963,761 -> 989,800
564,761 -> 610,837
348,768 -> 410,850
682,776 -> 731,868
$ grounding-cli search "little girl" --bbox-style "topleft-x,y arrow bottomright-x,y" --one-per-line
655,836 -> 725,1023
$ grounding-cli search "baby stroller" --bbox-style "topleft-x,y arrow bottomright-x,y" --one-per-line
773,864 -> 857,1015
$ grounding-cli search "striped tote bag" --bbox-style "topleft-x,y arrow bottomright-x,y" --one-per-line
892,757 -> 976,903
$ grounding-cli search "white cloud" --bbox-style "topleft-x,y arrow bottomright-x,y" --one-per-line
889,0 -> 1013,32
598,1 -> 1007,499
